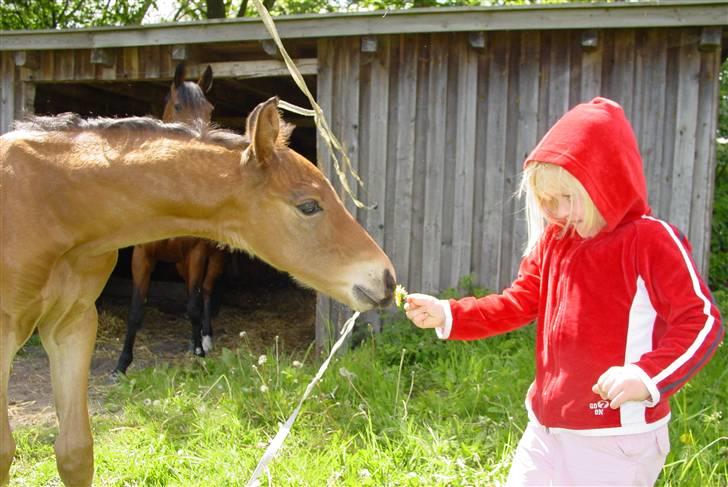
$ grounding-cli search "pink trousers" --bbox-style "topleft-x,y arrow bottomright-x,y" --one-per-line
505,422 -> 670,486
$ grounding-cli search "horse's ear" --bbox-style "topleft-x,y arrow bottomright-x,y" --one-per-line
247,97 -> 280,165
173,62 -> 186,88
198,65 -> 213,93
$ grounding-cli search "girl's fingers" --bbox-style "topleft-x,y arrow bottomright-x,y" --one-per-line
609,390 -> 627,409
593,367 -> 618,399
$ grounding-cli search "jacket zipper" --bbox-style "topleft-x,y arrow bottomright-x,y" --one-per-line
544,238 -> 585,409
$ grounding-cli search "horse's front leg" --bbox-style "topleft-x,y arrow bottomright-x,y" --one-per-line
38,306 -> 97,487
200,249 -> 226,354
0,313 -> 35,485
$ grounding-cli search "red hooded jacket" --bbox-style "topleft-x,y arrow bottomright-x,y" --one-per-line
443,97 -> 724,435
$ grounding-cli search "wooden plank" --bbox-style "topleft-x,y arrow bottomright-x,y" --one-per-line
450,33 -> 478,287
142,46 -> 161,79
12,50 -> 311,83
1,3 -> 726,51
121,47 -> 140,80
390,35 -> 417,288
408,34 -> 432,291
358,48 -> 373,231
421,34 -> 448,294
568,30 -> 583,107
610,29 -> 636,117
331,37 -> 361,339
15,82 -> 35,119
547,30 -> 571,128
160,48 -> 174,78
56,50 -> 75,82
364,37 -> 390,254
75,49 -> 95,80
637,29 -> 667,214
537,33 -> 551,141
439,34 -> 457,290
39,51 -> 54,82
599,30 -> 616,103
668,29 -> 700,232
579,29 -> 603,101
690,40 -> 721,275
98,48 -> 117,81
353,36 -> 386,333
471,37 -> 491,287
511,31 -> 540,275
381,36 -> 399,266
198,59 -> 318,80
341,37 -> 361,220
0,52 -> 15,134
481,32 -> 510,289
500,33 -> 521,283
631,29 -> 648,153
315,38 -> 334,352
18,65 -> 35,82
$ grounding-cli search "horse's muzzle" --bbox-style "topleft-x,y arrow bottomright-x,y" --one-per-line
352,268 -> 395,309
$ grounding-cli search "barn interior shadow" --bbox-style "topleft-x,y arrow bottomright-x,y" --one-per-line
7,75 -> 320,427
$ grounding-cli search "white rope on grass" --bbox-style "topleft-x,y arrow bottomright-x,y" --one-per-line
246,311 -> 360,486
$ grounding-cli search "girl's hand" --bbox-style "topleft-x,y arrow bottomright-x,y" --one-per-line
592,366 -> 651,409
404,293 -> 446,329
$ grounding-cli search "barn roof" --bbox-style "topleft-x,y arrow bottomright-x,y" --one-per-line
1,1 -> 726,51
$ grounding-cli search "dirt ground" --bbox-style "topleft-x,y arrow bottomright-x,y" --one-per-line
7,280 -> 316,429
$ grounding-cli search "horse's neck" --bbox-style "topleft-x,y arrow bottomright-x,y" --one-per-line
58,135 -> 245,254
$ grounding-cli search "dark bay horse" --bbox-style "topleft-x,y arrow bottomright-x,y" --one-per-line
115,63 -> 226,375
0,97 -> 396,486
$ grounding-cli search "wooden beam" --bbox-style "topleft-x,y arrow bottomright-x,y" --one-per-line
187,58 -> 317,80
1,2 -> 725,51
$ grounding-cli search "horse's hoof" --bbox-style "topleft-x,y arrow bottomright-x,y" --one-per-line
194,347 -> 204,357
202,335 -> 213,354
108,370 -> 125,384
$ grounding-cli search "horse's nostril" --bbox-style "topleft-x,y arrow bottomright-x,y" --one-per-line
384,268 -> 395,295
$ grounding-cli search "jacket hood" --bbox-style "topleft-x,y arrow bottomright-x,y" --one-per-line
524,97 -> 650,232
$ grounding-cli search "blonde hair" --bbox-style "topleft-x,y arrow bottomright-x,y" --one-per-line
519,162 -> 604,255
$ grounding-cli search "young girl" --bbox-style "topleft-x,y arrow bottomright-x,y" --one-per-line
404,97 -> 723,486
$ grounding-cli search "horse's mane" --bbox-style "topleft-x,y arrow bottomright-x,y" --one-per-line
13,112 -> 250,151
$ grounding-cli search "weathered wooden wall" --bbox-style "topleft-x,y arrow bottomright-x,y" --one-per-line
315,27 -> 722,343
0,17 -> 722,350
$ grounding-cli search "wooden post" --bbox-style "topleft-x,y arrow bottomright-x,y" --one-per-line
0,52 -> 16,134
15,82 -> 35,119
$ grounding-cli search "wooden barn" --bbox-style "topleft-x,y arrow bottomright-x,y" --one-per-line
1,0 -> 726,348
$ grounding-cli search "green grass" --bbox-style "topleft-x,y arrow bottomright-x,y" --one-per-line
9,290 -> 727,486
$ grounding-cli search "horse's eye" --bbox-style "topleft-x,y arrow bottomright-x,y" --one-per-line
296,200 -> 322,216
174,103 -> 182,112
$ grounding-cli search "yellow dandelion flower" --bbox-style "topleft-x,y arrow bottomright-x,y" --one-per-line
394,284 -> 408,308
